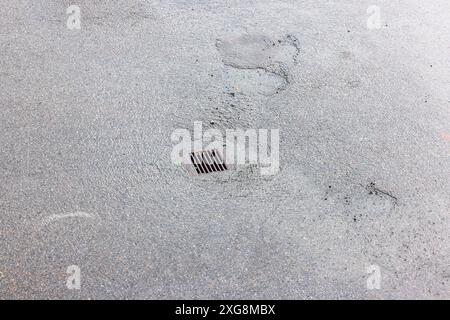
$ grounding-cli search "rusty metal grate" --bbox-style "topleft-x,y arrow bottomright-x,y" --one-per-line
190,149 -> 228,174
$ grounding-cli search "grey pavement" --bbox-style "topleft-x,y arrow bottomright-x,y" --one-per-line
0,0 -> 449,299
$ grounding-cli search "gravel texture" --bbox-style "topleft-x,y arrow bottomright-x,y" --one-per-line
1,0 -> 449,299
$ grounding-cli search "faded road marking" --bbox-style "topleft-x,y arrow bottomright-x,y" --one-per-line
41,211 -> 98,226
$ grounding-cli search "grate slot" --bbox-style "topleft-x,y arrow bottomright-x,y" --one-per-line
190,153 -> 201,174
212,150 -> 227,171
201,152 -> 214,173
193,152 -> 208,174
203,150 -> 221,172
197,152 -> 210,173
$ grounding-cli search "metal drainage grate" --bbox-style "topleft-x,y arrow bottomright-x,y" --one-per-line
190,149 -> 228,174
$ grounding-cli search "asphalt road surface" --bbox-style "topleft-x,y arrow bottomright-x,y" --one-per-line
1,0 -> 449,299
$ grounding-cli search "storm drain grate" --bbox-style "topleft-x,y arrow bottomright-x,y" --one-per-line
190,149 -> 228,174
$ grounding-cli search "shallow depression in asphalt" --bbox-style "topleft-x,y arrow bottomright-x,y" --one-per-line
216,33 -> 300,95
